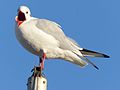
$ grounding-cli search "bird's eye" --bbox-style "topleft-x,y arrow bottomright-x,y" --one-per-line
26,11 -> 28,14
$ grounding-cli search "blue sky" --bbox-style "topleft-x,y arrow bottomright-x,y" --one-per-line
0,0 -> 119,90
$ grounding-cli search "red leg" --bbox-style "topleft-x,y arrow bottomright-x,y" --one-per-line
40,53 -> 46,70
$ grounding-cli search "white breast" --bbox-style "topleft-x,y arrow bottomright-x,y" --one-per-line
15,20 -> 59,55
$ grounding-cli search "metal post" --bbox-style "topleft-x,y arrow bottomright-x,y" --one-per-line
27,66 -> 47,90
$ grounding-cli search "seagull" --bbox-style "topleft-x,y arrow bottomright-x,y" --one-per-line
15,6 -> 109,70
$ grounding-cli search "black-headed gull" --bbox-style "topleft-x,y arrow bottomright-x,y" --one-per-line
15,6 -> 109,70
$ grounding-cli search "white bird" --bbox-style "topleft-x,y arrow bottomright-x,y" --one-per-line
15,6 -> 109,70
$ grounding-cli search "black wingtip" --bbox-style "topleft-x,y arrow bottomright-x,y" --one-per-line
82,57 -> 99,70
94,65 -> 99,70
81,48 -> 110,58
103,54 -> 110,58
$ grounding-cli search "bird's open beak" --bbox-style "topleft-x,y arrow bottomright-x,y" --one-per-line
17,10 -> 26,21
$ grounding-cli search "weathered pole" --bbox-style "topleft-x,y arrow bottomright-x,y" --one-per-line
27,66 -> 47,90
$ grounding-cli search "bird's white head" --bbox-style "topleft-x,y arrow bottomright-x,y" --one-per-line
15,6 -> 31,26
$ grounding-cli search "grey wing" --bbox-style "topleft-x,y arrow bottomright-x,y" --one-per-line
35,19 -> 81,52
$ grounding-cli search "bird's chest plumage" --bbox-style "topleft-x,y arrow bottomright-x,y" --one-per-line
15,22 -> 59,56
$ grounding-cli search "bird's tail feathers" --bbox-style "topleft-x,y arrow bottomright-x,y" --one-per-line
74,52 -> 99,70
